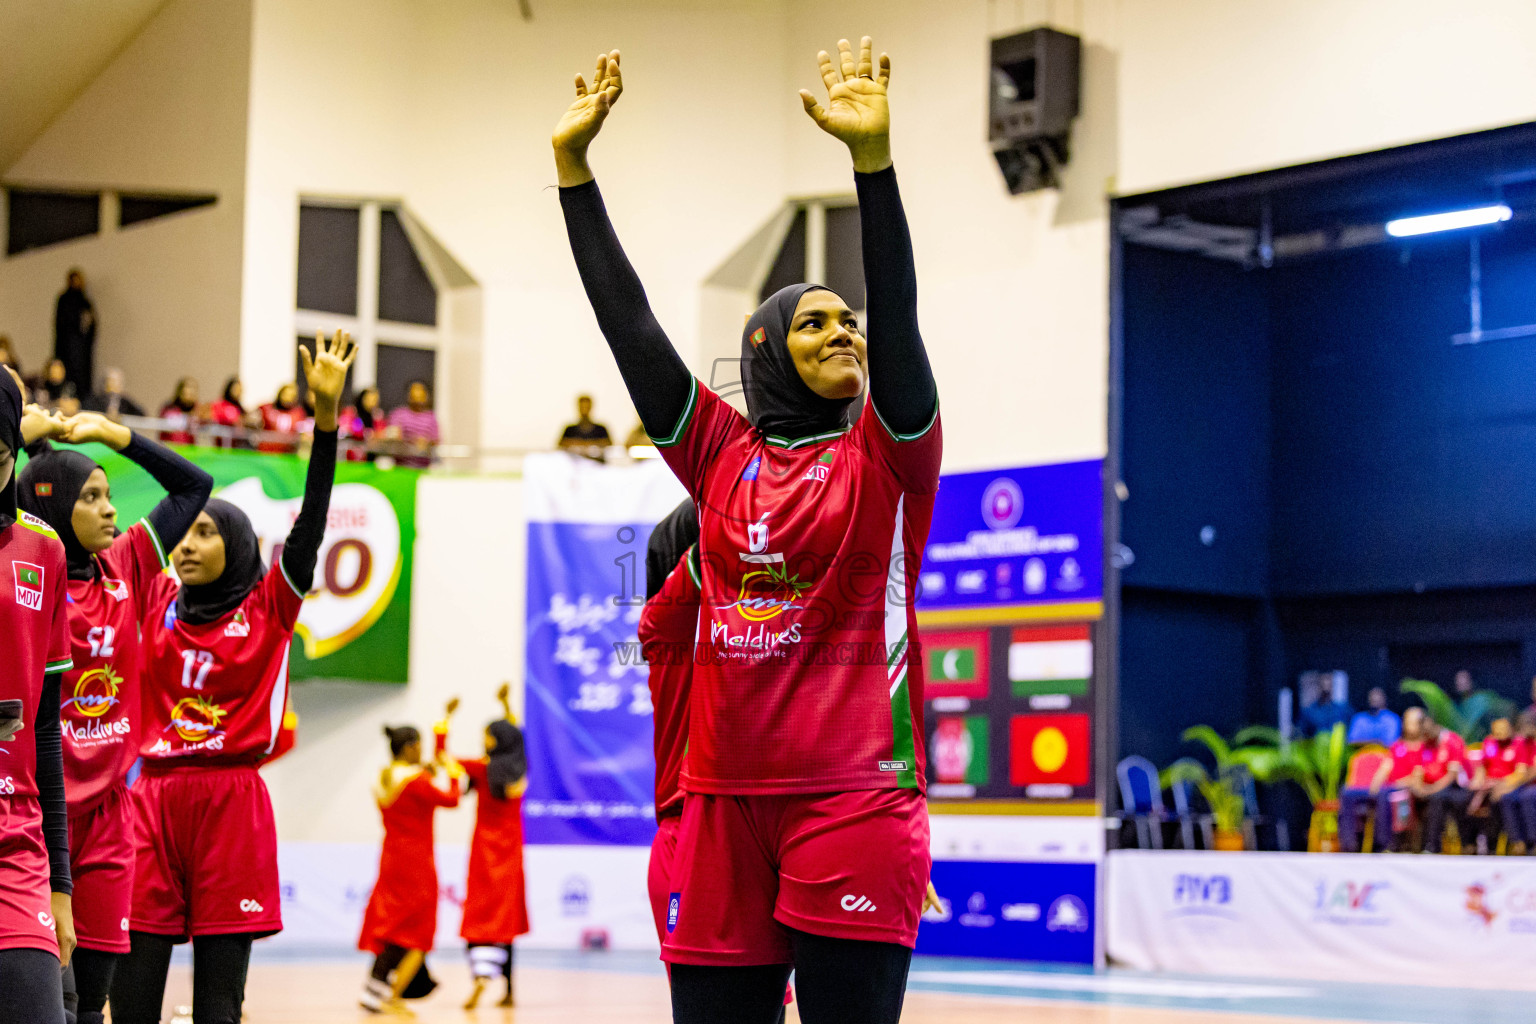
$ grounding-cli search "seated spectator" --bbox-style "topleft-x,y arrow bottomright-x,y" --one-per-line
28,357 -> 79,415
1299,671 -> 1354,737
158,377 -> 203,445
1347,687 -> 1402,746
558,394 -> 611,462
341,385 -> 385,461
83,367 -> 145,420
390,380 -> 440,469
1340,707 -> 1424,853
259,382 -> 305,454
1513,711 -> 1536,856
1465,717 -> 1530,854
206,377 -> 253,447
0,334 -> 20,374
1417,718 -> 1470,853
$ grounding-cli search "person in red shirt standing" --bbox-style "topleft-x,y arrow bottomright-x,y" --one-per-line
358,706 -> 462,1014
1465,717 -> 1530,853
1340,707 -> 1425,853
555,39 -> 938,1021
18,412 -> 212,1024
0,370 -> 76,1022
458,684 -> 530,1010
106,332 -> 354,1024
1416,717 -> 1470,854
640,500 -> 700,948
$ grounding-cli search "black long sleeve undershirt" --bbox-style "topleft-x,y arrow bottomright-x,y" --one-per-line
559,180 -> 694,440
37,672 -> 70,894
279,429 -> 337,593
855,166 -> 937,436
121,433 -> 213,553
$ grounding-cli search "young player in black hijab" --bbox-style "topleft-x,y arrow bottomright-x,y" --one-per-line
555,38 -> 939,1024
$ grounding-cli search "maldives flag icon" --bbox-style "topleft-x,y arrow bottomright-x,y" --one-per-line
1010,713 -> 1090,788
922,630 -> 989,699
13,562 -> 44,611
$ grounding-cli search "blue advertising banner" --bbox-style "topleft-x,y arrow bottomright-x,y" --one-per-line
522,454 -> 688,847
917,860 -> 1097,964
918,460 -> 1103,613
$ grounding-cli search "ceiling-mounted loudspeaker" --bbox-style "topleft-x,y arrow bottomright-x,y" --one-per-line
988,27 -> 1081,194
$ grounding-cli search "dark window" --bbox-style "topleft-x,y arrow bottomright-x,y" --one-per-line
378,209 -> 437,325
296,204 -> 360,315
119,193 -> 217,228
377,343 -> 436,412
294,335 -> 357,408
759,208 -> 807,303
6,190 -> 99,256
823,205 -> 866,312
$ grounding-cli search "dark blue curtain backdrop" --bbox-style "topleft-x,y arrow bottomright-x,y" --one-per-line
1120,221 -> 1536,770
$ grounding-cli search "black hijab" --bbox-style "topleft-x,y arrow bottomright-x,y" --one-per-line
645,498 -> 699,601
176,498 -> 266,625
0,369 -> 21,530
221,378 -> 244,411
486,719 -> 526,798
741,283 -> 856,441
18,442 -> 99,580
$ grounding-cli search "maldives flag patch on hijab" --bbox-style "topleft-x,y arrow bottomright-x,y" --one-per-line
33,483 -> 52,496
750,327 -> 767,347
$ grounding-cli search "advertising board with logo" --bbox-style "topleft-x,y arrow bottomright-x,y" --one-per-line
60,444 -> 419,682
1109,850 -> 1536,988
917,461 -> 1103,805
916,860 -> 1095,964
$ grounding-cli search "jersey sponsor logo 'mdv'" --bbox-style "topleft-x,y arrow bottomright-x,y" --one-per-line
12,560 -> 44,610
840,894 -> 878,913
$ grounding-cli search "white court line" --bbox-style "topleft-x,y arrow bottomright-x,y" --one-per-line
907,971 -> 1314,1000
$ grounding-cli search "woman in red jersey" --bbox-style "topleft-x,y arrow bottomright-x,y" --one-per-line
18,412 -> 212,1024
107,332 -> 354,1024
458,683 -> 530,1010
157,378 -> 203,446
555,39 -> 939,1024
358,706 -> 462,1014
256,383 -> 303,454
0,370 -> 78,1022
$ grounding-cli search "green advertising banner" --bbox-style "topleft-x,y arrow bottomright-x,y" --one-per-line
31,444 -> 418,683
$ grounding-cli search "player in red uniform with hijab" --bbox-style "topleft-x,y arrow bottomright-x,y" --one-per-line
556,38 -> 939,1023
107,332 -> 354,1024
18,412 -> 212,1024
0,368 -> 76,1023
358,708 -> 462,1013
458,684 -> 530,1009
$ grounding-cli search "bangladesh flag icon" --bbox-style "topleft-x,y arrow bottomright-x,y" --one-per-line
1010,713 -> 1090,787
1008,625 -> 1091,698
922,630 -> 989,699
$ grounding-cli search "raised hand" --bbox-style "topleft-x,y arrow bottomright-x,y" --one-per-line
552,50 -> 623,186
799,37 -> 892,172
59,410 -> 130,451
446,697 -> 461,717
298,329 -> 356,431
20,403 -> 67,446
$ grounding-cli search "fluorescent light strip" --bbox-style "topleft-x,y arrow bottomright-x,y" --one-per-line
1386,204 -> 1512,237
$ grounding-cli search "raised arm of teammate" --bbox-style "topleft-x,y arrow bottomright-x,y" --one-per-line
280,331 -> 354,593
57,411 -> 213,549
800,37 -> 935,436
553,51 -> 694,440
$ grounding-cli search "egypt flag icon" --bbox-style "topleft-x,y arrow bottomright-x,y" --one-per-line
1009,625 -> 1091,698
922,630 -> 989,699
1010,713 -> 1090,788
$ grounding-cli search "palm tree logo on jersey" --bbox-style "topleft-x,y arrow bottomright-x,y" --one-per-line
167,695 -> 228,743
64,665 -> 122,719
728,561 -> 810,622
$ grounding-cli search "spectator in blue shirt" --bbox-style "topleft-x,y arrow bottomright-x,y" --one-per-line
1347,687 -> 1402,746
1300,671 -> 1354,737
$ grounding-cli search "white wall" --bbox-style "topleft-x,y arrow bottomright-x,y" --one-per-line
0,0 -> 250,409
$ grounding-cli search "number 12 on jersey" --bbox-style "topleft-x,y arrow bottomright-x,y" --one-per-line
180,649 -> 215,690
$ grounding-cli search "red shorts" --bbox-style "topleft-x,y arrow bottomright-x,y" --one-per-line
0,798 -> 58,956
647,813 -> 683,944
69,782 -> 135,953
661,788 -> 929,966
129,765 -> 282,939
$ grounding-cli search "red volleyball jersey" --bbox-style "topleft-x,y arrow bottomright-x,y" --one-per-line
640,546 -> 701,817
0,513 -> 73,799
139,561 -> 304,766
1423,730 -> 1466,784
60,521 -> 169,813
657,380 -> 942,795
1479,736 -> 1531,780
1387,738 -> 1427,782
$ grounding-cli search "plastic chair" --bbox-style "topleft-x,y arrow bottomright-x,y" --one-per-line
1116,755 -> 1167,849
1166,761 -> 1215,850
1343,747 -> 1388,853
1235,765 -> 1289,851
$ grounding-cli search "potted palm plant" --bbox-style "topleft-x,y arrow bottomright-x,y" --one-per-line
1233,722 -> 1348,852
1399,678 -> 1515,744
1161,726 -> 1249,851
